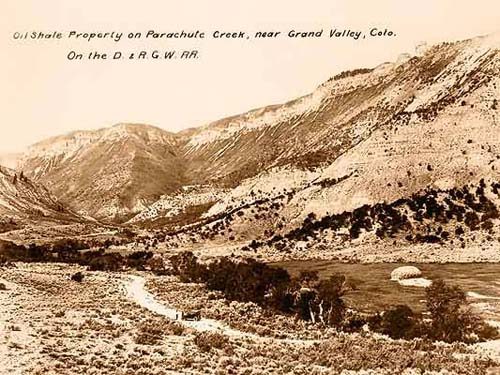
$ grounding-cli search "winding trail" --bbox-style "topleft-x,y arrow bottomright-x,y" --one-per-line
123,273 -> 500,356
124,275 -> 262,339
123,275 -> 318,344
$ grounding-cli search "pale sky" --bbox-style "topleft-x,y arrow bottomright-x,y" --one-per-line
1,0 -> 499,153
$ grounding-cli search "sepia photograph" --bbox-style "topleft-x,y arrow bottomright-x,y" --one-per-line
1,0 -> 500,374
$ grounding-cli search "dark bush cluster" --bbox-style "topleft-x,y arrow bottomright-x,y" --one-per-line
368,305 -> 423,340
424,279 -> 496,343
312,173 -> 353,189
206,257 -> 290,304
291,271 -> 348,326
170,252 -> 290,304
169,252 -> 349,327
265,179 -> 500,250
330,68 -> 374,81
71,271 -> 84,282
170,252 -> 497,343
368,280 -> 498,343
0,238 -> 154,272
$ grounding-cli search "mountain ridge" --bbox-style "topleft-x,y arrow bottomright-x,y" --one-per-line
16,33 -> 500,231
0,165 -> 84,232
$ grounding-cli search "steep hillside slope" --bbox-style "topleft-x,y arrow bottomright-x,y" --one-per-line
180,64 -> 397,186
18,34 -> 500,238
183,35 -> 498,187
177,34 -> 499,232
290,34 -> 500,223
19,124 -> 185,221
0,166 -> 81,232
147,34 -> 500,259
127,185 -> 227,225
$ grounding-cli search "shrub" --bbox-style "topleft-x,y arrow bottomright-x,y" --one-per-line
170,251 -> 207,283
166,321 -> 186,336
135,321 -> 164,345
193,332 -> 230,352
0,240 -> 29,262
341,311 -> 367,333
146,254 -> 168,275
267,282 -> 295,313
71,272 -> 84,282
127,251 -> 154,270
476,321 -> 500,341
425,279 -> 491,343
135,318 -> 185,345
371,305 -> 420,339
292,272 -> 347,326
87,254 -> 124,272
52,238 -> 88,253
313,274 -> 347,326
205,257 -> 290,304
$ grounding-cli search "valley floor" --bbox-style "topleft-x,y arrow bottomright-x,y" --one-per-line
1,263 -> 500,374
